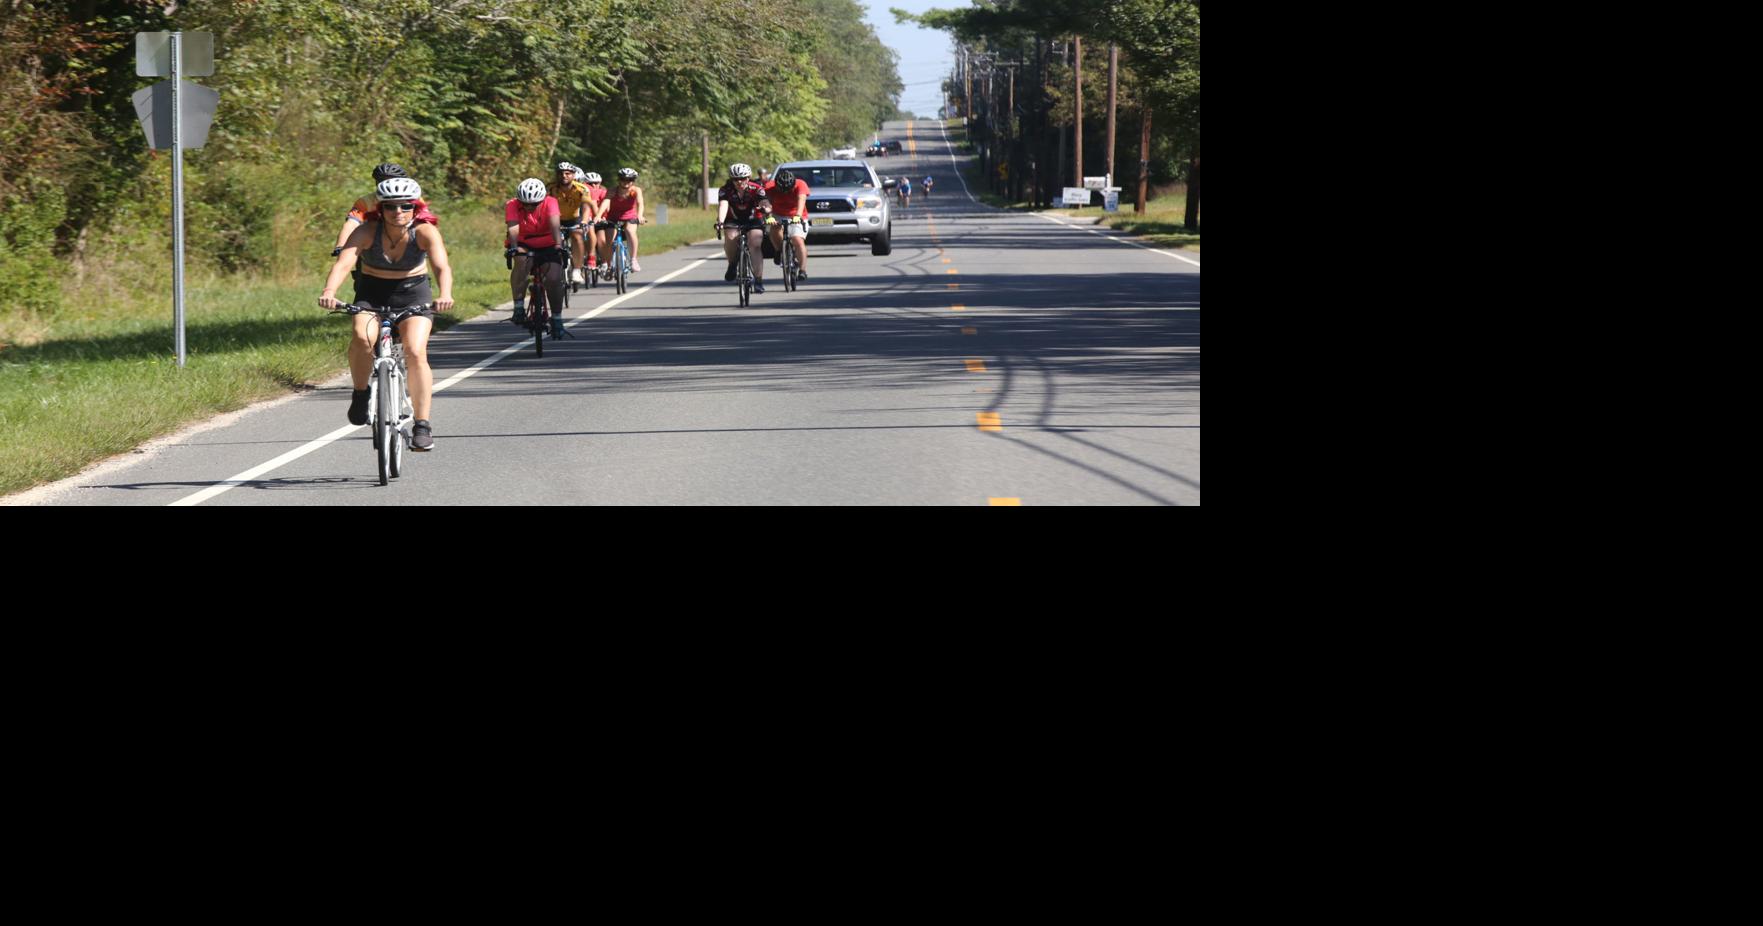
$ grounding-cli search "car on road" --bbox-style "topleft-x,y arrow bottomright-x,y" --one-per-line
830,145 -> 858,160
776,159 -> 894,255
865,142 -> 886,157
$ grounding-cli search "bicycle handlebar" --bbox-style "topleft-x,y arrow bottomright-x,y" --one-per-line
327,302 -> 435,319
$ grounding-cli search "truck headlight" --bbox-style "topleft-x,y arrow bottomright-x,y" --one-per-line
856,196 -> 882,209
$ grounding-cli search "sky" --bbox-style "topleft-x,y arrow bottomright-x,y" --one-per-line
862,1 -> 958,119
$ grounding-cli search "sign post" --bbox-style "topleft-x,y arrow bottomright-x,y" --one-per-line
134,32 -> 216,369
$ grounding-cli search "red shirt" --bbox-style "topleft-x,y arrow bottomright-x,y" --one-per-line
718,180 -> 771,220
585,185 -> 609,218
766,179 -> 811,217
607,185 -> 641,221
506,197 -> 560,247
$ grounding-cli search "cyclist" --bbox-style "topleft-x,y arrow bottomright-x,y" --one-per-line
334,163 -> 437,256
505,177 -> 568,338
550,162 -> 591,286
716,163 -> 772,293
922,175 -> 934,199
596,168 -> 646,274
319,177 -> 455,452
581,171 -> 610,277
766,167 -> 811,282
757,167 -> 775,192
898,175 -> 912,207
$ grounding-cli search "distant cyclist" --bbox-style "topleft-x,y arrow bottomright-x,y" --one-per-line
597,168 -> 645,274
716,163 -> 772,293
504,177 -> 567,337
766,168 -> 811,281
898,175 -> 912,207
922,175 -> 934,199
580,171 -> 610,277
550,162 -> 591,286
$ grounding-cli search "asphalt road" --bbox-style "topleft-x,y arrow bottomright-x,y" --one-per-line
18,120 -> 1200,506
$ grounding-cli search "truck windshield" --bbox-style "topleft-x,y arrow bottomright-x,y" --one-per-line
789,166 -> 874,188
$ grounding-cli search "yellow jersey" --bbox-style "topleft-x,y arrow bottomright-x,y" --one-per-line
549,180 -> 591,223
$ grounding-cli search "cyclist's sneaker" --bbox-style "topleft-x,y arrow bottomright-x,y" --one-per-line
511,303 -> 526,326
550,317 -> 566,339
348,389 -> 371,426
725,264 -> 737,282
752,281 -> 766,294
570,269 -> 584,285
631,259 -> 641,272
412,420 -> 434,451
797,270 -> 808,281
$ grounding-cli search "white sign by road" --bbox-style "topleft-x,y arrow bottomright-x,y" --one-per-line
1063,187 -> 1092,206
137,32 -> 214,77
1083,176 -> 1109,190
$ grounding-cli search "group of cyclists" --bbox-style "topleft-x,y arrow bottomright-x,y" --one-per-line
316,158 -> 930,454
896,174 -> 934,206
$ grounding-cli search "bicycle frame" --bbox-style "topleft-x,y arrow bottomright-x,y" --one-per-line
334,303 -> 426,484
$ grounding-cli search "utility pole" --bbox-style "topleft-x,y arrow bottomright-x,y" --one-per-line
1106,43 -> 1118,187
1137,105 -> 1152,214
701,132 -> 710,209
1074,36 -> 1083,193
963,48 -> 971,123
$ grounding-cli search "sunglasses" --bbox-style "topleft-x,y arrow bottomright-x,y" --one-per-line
384,203 -> 417,212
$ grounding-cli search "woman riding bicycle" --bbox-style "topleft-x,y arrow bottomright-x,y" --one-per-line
717,163 -> 772,293
319,177 -> 455,451
580,171 -> 610,276
596,168 -> 645,274
505,177 -> 568,338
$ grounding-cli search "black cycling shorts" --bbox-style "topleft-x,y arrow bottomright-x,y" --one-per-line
353,274 -> 435,316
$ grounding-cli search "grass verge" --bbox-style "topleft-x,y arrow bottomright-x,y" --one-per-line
0,203 -> 717,497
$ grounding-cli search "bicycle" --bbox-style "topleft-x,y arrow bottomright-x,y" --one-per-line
718,218 -> 766,307
506,245 -> 573,356
561,220 -> 586,294
331,302 -> 431,486
597,219 -> 637,295
776,216 -> 806,292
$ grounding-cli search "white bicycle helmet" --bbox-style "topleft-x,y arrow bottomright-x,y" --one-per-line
517,178 -> 547,204
729,163 -> 752,180
583,172 -> 602,183
557,161 -> 574,173
617,167 -> 639,181
375,177 -> 422,202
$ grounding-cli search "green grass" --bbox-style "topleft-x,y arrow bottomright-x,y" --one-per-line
0,202 -> 719,497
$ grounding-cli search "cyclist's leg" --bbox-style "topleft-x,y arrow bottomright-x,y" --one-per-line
791,221 -> 809,273
398,314 -> 435,421
511,253 -> 531,316
723,225 -> 743,276
541,254 -> 567,318
747,226 -> 765,280
348,312 -> 377,389
626,223 -> 640,269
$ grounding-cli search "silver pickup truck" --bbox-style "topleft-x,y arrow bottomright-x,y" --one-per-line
775,159 -> 894,256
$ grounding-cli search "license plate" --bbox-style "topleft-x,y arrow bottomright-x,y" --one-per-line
811,218 -> 836,226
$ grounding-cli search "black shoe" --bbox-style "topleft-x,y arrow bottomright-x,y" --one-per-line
797,270 -> 808,281
348,389 -> 370,426
511,305 -> 527,326
725,265 -> 737,282
412,420 -> 434,451
752,281 -> 766,294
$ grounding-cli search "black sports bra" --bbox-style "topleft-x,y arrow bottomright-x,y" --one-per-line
361,222 -> 428,272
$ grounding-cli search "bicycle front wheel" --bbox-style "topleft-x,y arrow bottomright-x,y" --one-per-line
376,365 -> 393,486
615,245 -> 628,295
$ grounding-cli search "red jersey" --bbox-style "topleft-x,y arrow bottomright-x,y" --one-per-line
606,185 -> 641,221
506,197 -> 560,247
766,179 -> 810,217
585,185 -> 609,219
718,179 -> 772,220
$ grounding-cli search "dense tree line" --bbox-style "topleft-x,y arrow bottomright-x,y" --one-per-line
0,0 -> 906,316
898,0 -> 1198,224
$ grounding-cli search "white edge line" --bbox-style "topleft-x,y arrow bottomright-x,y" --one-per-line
1030,212 -> 1201,267
169,257 -> 714,506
